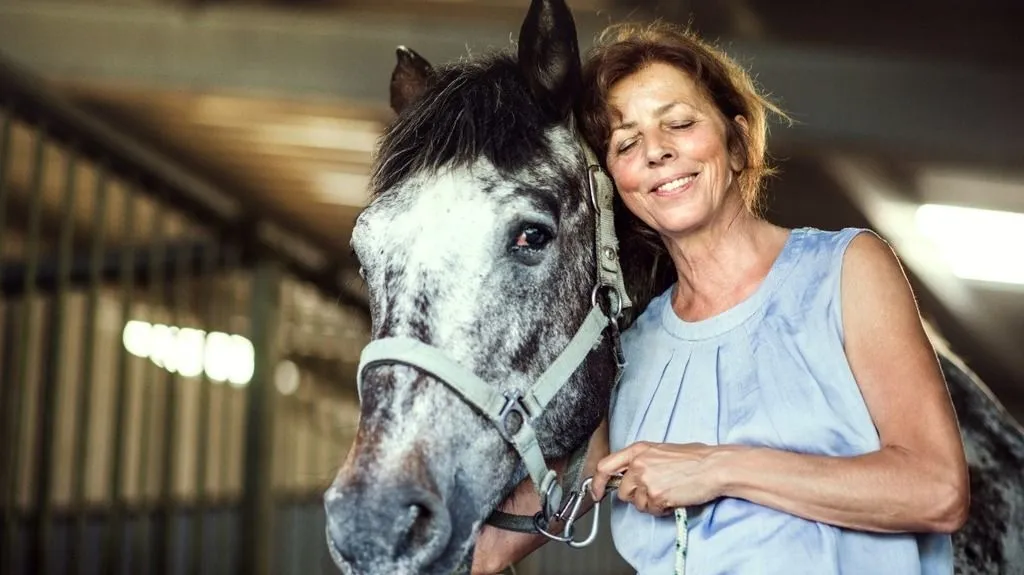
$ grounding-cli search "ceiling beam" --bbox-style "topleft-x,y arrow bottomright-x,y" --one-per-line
1,1 -> 1022,170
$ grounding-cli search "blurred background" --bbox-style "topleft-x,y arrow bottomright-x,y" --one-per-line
0,0 -> 1020,574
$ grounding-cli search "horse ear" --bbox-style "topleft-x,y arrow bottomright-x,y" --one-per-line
390,46 -> 433,114
517,0 -> 582,122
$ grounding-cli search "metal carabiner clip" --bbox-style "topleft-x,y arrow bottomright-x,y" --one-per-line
533,473 -> 624,549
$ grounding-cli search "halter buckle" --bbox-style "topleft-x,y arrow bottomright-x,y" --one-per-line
497,391 -> 532,443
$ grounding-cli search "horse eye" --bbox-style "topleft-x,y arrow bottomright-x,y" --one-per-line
513,225 -> 553,250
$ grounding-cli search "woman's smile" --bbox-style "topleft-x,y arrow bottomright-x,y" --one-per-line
651,172 -> 699,197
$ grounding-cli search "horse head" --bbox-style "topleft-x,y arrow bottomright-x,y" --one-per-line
323,1 -> 625,572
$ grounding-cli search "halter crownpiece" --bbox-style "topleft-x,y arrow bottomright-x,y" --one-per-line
354,134 -> 633,548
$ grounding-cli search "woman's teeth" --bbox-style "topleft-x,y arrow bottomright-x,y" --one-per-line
655,174 -> 696,193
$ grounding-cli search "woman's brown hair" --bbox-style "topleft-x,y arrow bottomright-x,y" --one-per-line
576,21 -> 788,324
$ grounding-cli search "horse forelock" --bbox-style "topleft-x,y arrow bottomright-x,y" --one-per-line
370,51 -> 559,197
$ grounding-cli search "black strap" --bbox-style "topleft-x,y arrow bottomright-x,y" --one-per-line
483,430 -> 593,533
485,509 -> 540,533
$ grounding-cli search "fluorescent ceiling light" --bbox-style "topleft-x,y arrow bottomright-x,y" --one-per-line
122,320 -> 255,386
916,167 -> 1024,210
915,203 -> 1024,285
275,360 -> 301,396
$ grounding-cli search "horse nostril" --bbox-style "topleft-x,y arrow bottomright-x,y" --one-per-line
325,482 -> 452,571
394,501 -> 434,558
393,487 -> 451,565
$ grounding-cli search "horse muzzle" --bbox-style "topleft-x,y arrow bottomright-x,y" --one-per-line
324,476 -> 454,575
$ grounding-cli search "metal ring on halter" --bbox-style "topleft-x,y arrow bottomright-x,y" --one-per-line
586,164 -> 603,212
591,283 -> 623,318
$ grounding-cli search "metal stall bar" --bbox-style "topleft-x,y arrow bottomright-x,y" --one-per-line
0,102 -> 14,575
136,197 -> 166,574
239,260 -> 282,575
3,124 -> 46,575
153,199 -> 172,575
307,402 -> 327,575
217,245 -> 243,575
77,167 -> 109,575
155,200 -> 186,575
99,181 -> 134,575
190,234 -> 221,575
30,142 -> 80,575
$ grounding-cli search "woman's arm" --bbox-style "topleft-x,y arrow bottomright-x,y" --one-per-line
471,418 -> 610,574
593,233 -> 970,534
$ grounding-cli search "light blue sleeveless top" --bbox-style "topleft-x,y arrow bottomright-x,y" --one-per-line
608,227 -> 953,575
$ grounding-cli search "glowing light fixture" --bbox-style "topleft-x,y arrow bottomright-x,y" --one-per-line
915,203 -> 1024,285
122,320 -> 255,386
274,360 -> 301,396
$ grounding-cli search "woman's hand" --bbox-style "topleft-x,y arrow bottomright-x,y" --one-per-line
590,441 -> 734,515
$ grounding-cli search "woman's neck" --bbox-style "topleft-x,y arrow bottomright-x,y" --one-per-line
663,202 -> 789,322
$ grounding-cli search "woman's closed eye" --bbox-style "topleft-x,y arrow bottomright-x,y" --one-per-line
614,121 -> 693,155
667,120 -> 695,130
615,137 -> 639,155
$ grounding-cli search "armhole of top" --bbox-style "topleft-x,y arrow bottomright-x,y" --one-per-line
830,228 -> 878,348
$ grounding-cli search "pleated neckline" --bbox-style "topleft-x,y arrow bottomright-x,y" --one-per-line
660,227 -> 807,341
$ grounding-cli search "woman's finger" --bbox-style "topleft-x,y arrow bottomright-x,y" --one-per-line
634,485 -> 650,514
591,442 -> 649,499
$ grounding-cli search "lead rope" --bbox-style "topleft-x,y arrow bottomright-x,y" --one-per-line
674,507 -> 689,574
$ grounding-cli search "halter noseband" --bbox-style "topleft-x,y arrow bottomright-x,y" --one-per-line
354,133 -> 632,547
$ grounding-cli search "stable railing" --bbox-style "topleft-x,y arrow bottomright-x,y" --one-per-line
0,51 -> 367,575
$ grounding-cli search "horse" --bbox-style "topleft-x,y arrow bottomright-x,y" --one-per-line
322,0 -> 1024,573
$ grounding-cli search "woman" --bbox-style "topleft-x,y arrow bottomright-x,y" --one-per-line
473,21 -> 969,575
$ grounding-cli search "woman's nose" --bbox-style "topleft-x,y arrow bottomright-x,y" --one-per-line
645,136 -> 675,166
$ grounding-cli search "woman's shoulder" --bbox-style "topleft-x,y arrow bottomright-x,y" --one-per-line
837,229 -> 914,304
783,226 -> 882,280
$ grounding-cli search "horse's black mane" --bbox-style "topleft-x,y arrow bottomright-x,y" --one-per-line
371,51 -> 560,197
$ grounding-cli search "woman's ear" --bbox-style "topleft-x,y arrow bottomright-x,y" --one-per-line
729,115 -> 749,172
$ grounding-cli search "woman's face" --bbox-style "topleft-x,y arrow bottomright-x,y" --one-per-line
605,62 -> 745,239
